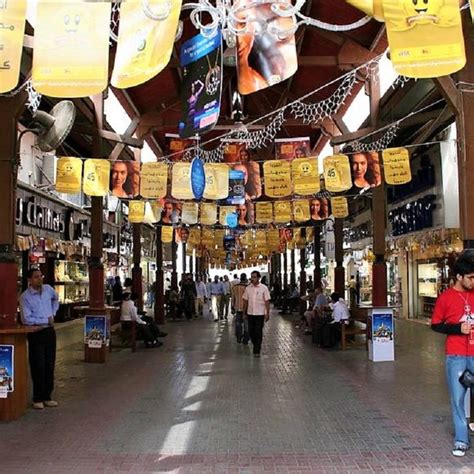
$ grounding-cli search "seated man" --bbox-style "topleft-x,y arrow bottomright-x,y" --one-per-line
321,292 -> 351,347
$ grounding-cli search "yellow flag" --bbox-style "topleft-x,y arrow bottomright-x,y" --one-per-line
215,229 -> 225,248
171,162 -> 193,200
204,164 -> 229,200
274,201 -> 293,224
83,159 -> 110,196
55,157 -> 82,194
267,229 -> 280,250
144,201 -> 161,224
306,227 -> 314,243
200,203 -> 217,225
181,202 -> 199,225
219,206 -> 235,226
161,225 -> 174,243
382,147 -> 412,185
140,162 -> 168,199
0,0 -> 27,93
291,157 -> 320,195
188,227 -> 201,246
111,0 -> 182,88
256,202 -> 274,224
32,0 -> 110,97
323,155 -> 352,192
331,196 -> 349,219
244,230 -> 255,248
293,200 -> 310,223
201,228 -> 215,248
255,230 -> 267,248
129,200 -> 145,223
263,160 -> 292,198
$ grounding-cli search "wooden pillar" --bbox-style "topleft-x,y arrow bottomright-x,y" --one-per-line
189,251 -> 194,277
132,223 -> 143,311
334,219 -> 345,296
290,249 -> 296,286
276,254 -> 282,289
171,238 -> 178,289
154,226 -> 165,324
313,226 -> 321,288
299,248 -> 307,316
182,242 -> 187,276
283,249 -> 288,288
0,92 -> 27,328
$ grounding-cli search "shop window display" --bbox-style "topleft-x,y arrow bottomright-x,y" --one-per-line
54,261 -> 89,304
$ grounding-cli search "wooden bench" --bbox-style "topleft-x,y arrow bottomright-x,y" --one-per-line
109,307 -> 137,353
341,307 -> 368,351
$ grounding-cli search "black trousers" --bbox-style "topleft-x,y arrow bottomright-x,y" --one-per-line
27,327 -> 56,403
248,315 -> 265,354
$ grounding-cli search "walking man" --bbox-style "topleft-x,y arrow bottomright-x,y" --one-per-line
195,276 -> 208,317
233,273 -> 249,344
431,250 -> 474,457
243,271 -> 271,357
221,275 -> 232,320
209,275 -> 224,321
20,268 -> 59,409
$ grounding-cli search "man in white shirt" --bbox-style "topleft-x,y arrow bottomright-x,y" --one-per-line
221,275 -> 232,320
230,273 -> 240,314
209,276 -> 224,321
195,276 -> 208,317
329,292 -> 350,325
242,271 -> 271,357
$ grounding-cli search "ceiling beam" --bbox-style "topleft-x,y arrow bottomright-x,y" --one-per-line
73,124 -> 143,148
433,76 -> 460,116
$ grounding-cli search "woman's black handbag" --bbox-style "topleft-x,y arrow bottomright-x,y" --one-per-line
459,370 -> 474,388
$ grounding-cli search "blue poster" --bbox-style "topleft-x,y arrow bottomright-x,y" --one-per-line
0,345 -> 14,393
84,315 -> 107,347
179,29 -> 222,138
372,313 -> 393,342
225,169 -> 245,205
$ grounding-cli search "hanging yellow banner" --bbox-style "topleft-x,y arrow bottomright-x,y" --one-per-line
140,162 -> 168,199
111,0 -> 182,89
219,206 -> 235,226
245,230 -> 255,248
215,229 -> 225,248
263,160 -> 292,198
32,1 -> 110,97
256,202 -> 273,224
201,228 -> 215,248
331,196 -> 349,219
291,157 -> 320,195
293,200 -> 310,223
128,200 -> 145,223
204,163 -> 229,200
188,227 -> 201,246
55,157 -> 82,194
306,227 -> 314,243
171,162 -> 193,200
323,155 -> 352,193
83,159 -> 110,196
274,201 -> 293,224
161,225 -> 174,243
382,147 -> 412,185
181,202 -> 199,225
200,202 -> 218,225
0,0 -> 27,93
255,230 -> 267,248
144,201 -> 161,224
267,229 -> 280,250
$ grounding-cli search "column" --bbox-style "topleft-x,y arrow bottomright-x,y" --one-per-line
313,226 -> 321,288
334,219 -> 345,296
132,223 -> 143,311
290,249 -> 296,287
154,226 -> 165,324
283,249 -> 288,289
299,248 -> 307,316
171,238 -> 178,289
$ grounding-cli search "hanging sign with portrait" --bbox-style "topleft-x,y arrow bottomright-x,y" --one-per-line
263,160 -> 292,198
274,137 -> 310,162
236,0 -> 298,95
256,202 -> 273,224
0,0 -> 27,93
55,157 -> 83,194
171,162 -> 194,200
382,147 -> 412,185
293,199 -> 310,223
32,0 -> 110,97
181,202 -> 199,225
83,159 -> 110,197
161,225 -> 174,244
323,154 -> 352,193
349,151 -> 382,191
179,28 -> 222,138
111,0 -> 182,89
200,202 -> 218,225
203,163 -> 229,200
110,161 -> 140,198
291,157 -> 320,195
274,201 -> 292,224
128,200 -> 145,223
140,162 -> 168,199
331,196 -> 349,219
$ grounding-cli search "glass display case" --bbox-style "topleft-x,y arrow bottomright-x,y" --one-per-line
54,260 -> 89,304
417,262 -> 439,317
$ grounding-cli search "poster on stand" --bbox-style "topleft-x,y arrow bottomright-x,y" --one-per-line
369,308 -> 395,362
179,28 -> 222,138
84,315 -> 107,349
0,345 -> 14,396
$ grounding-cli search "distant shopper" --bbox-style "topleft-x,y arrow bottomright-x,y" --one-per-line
243,271 -> 271,357
209,276 -> 224,321
221,275 -> 232,320
181,274 -> 197,321
233,273 -> 250,344
20,268 -> 59,410
112,276 -> 123,305
431,250 -> 474,457
195,276 -> 208,317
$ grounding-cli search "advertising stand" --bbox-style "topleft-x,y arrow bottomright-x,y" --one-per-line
368,307 -> 395,362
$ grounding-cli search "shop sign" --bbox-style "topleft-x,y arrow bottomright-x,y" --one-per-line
16,195 -> 65,234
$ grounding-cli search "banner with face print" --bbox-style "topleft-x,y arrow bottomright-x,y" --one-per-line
32,0 -> 110,97
0,0 -> 27,93
382,147 -> 412,185
179,28 -> 222,138
323,154 -> 352,193
308,197 -> 330,222
235,0 -> 298,95
83,159 -> 110,197
110,161 -> 140,198
140,162 -> 168,199
292,157 -> 320,195
201,227 -> 215,248
275,137 -> 310,162
55,157 -> 82,194
111,0 -> 182,88
349,151 -> 382,191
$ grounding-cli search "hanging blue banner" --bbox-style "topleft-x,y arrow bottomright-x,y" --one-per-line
191,157 -> 206,200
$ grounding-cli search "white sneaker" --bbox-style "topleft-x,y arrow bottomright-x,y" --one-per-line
452,445 -> 468,457
44,400 -> 58,408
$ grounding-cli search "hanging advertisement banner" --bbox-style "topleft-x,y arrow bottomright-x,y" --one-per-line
200,202 -> 218,225
331,196 -> 349,219
128,200 -> 145,223
0,0 -> 27,93
263,160 -> 292,198
171,162 -> 194,200
181,202 -> 199,225
219,206 -> 235,226
83,159 -> 110,197
293,199 -> 310,223
323,154 -> 352,193
274,201 -> 292,224
201,227 -> 215,247
32,0 -> 110,97
110,161 -> 140,198
236,0 -> 298,95
349,151 -> 382,191
274,137 -> 310,161
111,0 -> 182,88
188,227 -> 201,246
203,163 -> 229,200
382,147 -> 412,185
292,157 -> 320,195
165,134 -> 195,161
179,28 -> 222,138
140,162 -> 168,199
161,225 -> 174,243
225,169 -> 246,205
256,202 -> 273,224
55,157 -> 83,194
308,197 -> 330,222
0,345 -> 14,396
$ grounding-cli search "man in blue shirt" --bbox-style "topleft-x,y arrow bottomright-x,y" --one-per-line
20,268 -> 59,410
209,276 -> 224,322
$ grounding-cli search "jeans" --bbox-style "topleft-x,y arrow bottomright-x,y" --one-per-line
235,311 -> 249,343
248,315 -> 265,354
446,355 -> 474,447
220,294 -> 230,319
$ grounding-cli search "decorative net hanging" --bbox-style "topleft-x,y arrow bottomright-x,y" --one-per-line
349,124 -> 399,153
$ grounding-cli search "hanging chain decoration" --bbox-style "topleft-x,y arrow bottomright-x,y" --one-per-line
392,75 -> 412,89
26,81 -> 42,114
349,124 -> 399,152
183,143 -> 225,163
290,71 -> 357,125
109,2 -> 122,43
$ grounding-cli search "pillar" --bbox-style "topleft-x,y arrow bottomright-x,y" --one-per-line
182,242 -> 187,277
290,249 -> 296,287
334,219 -> 345,296
132,223 -> 143,311
299,248 -> 307,316
283,249 -> 288,288
154,226 -> 165,324
313,226 -> 321,288
171,238 -> 178,289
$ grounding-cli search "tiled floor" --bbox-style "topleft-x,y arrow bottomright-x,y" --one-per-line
1,308 -> 473,473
